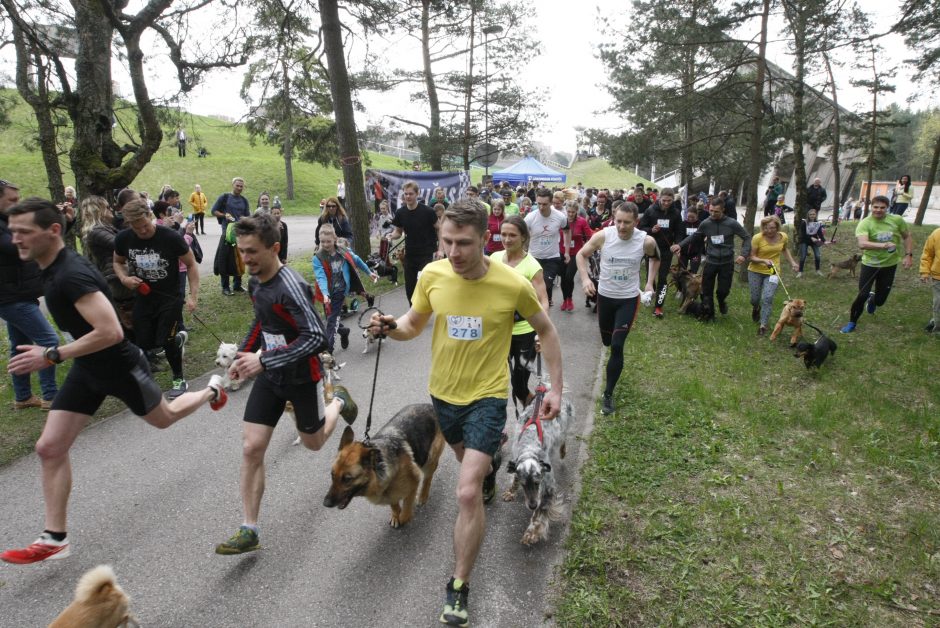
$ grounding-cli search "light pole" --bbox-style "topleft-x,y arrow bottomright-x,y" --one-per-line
482,24 -> 503,179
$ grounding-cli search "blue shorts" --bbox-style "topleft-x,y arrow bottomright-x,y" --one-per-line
431,396 -> 507,457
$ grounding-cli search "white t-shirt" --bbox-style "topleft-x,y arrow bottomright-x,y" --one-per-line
524,209 -> 567,259
598,226 -> 646,299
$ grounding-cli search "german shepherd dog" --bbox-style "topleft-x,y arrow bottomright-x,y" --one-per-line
323,404 -> 445,528
828,253 -> 862,279
49,565 -> 139,628
793,321 -> 837,369
668,265 -> 703,314
502,390 -> 573,545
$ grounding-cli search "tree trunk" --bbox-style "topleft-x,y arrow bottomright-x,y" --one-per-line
11,25 -> 65,203
914,132 -> 940,226
281,57 -> 295,200
421,0 -> 442,170
789,8 -> 809,248
823,52 -> 841,225
461,6 -> 476,171
863,46 -> 877,219
743,0 -> 770,237
319,0 -> 370,260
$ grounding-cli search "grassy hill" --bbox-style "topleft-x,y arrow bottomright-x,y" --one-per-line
566,157 -> 656,191
0,89 -> 650,209
0,89 -> 406,215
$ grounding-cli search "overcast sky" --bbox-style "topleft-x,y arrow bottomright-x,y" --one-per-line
2,0 -> 931,155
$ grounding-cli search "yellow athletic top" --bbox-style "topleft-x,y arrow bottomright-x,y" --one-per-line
747,232 -> 788,275
412,258 -> 542,405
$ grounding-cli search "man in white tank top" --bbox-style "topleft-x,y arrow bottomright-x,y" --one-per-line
576,202 -> 659,415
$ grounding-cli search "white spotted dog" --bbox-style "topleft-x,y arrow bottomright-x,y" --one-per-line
502,388 -> 573,545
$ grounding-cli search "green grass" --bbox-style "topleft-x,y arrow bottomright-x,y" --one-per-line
0,253 -> 401,467
0,88 -> 404,215
553,223 -> 940,627
566,158 -> 655,191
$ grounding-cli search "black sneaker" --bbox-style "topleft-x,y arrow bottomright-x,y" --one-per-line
233,286 -> 247,293
440,578 -> 469,627
752,305 -> 760,322
719,300 -> 728,315
366,294 -> 375,307
927,320 -> 936,333
338,326 -> 350,350
482,450 -> 501,504
602,393 -> 615,415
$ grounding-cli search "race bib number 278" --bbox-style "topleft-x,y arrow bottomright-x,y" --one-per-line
447,316 -> 482,341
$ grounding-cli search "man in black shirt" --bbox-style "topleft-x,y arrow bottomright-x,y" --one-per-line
214,214 -> 357,555
1,198 -> 226,566
638,187 -> 683,317
388,180 -> 441,304
211,177 -> 251,295
114,199 -> 198,399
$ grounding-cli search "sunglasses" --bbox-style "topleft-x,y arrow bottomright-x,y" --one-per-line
326,204 -> 338,208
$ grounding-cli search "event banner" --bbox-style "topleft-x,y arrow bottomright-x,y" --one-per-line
365,169 -> 471,209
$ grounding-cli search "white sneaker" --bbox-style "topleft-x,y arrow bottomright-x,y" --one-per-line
815,270 -> 824,276
795,272 -> 803,278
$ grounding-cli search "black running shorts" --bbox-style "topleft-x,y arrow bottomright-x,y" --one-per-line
51,348 -> 164,416
244,375 -> 325,434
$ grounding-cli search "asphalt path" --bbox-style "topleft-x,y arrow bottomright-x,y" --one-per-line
0,262 -> 605,627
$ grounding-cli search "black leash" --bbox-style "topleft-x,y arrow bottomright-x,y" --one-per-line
357,306 -> 396,444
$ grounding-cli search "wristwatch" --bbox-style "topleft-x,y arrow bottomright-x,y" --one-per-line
43,346 -> 63,365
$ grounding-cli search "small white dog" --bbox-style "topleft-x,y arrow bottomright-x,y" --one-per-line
502,388 -> 572,545
214,343 -> 244,391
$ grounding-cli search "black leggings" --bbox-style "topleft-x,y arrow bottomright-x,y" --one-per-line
194,212 -> 205,233
560,256 -> 579,301
653,248 -> 673,307
850,264 -> 897,323
597,294 -> 639,397
508,331 -> 537,407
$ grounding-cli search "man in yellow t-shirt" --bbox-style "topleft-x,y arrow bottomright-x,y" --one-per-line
369,199 -> 563,628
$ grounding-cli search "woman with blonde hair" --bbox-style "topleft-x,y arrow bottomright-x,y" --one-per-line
315,196 -> 353,245
748,214 -> 799,336
80,196 -> 135,330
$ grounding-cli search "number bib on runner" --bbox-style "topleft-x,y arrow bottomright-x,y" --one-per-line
263,332 -> 288,350
657,219 -> 670,229
710,234 -> 725,245
610,267 -> 630,282
447,316 -> 482,341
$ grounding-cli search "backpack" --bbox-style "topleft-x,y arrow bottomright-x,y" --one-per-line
190,234 -> 204,263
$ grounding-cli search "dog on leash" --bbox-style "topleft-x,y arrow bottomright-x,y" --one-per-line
770,298 -> 806,346
668,265 -> 703,313
793,322 -> 837,368
49,565 -> 139,628
828,254 -> 862,278
215,343 -> 248,391
502,391 -> 573,545
323,403 -> 445,528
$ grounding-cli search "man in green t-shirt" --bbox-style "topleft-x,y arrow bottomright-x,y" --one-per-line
840,195 -> 914,333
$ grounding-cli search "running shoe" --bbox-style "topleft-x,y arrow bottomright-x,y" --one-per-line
482,450 -> 501,504
13,396 -> 42,410
338,326 -> 350,350
866,291 -> 876,314
332,386 -> 358,425
208,374 -> 228,411
440,578 -> 470,627
215,526 -> 260,555
840,321 -> 856,334
654,306 -> 664,318
719,300 -> 728,315
167,379 -> 188,400
602,393 -> 615,415
1,533 -> 70,564
233,286 -> 247,293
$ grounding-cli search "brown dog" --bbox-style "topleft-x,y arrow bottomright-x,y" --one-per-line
323,404 -> 445,528
770,298 -> 806,346
49,565 -> 139,628
668,265 -> 703,313
828,254 -> 861,278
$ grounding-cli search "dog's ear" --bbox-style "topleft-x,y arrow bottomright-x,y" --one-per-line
540,461 -> 552,473
339,426 -> 355,450
506,460 -> 517,474
363,446 -> 382,470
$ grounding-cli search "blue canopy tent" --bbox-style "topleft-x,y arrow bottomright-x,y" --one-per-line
491,157 -> 567,186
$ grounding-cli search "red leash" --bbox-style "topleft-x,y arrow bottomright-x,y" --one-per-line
518,353 -> 546,444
